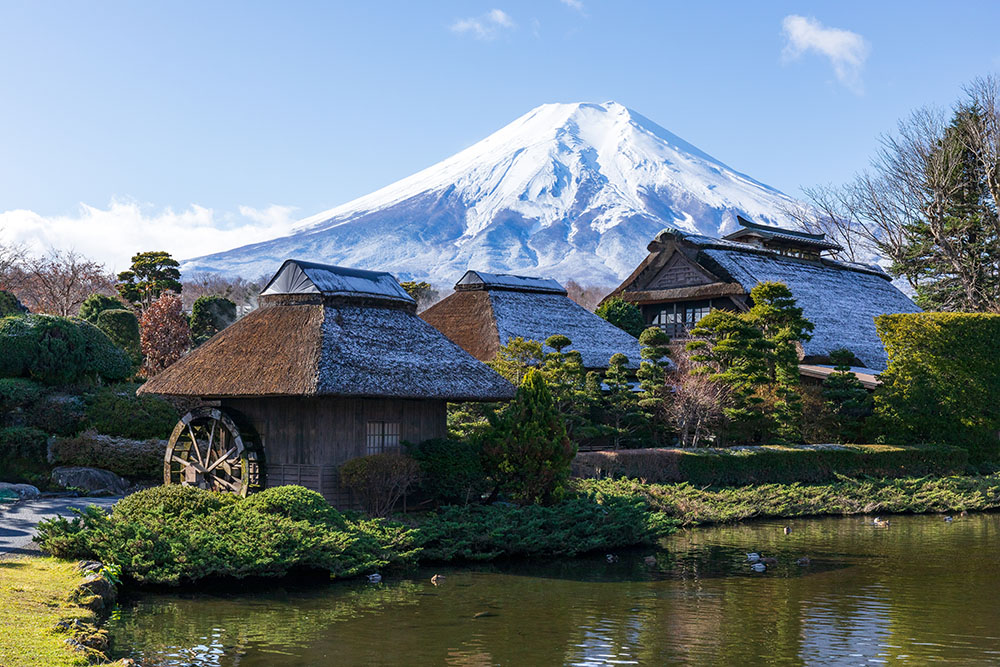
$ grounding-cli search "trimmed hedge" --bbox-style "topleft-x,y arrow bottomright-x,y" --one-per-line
875,312 -> 1000,462
50,431 -> 165,480
0,378 -> 44,414
95,308 -> 141,367
0,314 -> 132,385
572,444 -> 968,486
0,426 -> 48,462
407,438 -> 488,505
83,386 -> 178,440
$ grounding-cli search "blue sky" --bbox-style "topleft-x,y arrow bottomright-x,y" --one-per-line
1,1 -> 998,269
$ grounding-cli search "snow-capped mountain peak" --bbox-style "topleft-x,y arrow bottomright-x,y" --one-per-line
183,101 -> 801,285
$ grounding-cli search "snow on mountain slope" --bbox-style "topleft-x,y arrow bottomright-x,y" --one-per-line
182,102 -> 803,285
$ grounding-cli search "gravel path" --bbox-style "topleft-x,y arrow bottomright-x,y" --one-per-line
0,497 -> 121,557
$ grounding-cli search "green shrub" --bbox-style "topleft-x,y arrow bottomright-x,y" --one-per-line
572,444 -> 968,486
24,393 -> 86,436
595,297 -> 644,338
340,452 -> 421,518
0,378 -> 44,414
78,293 -> 124,323
77,319 -> 133,382
0,314 -> 131,385
83,385 -> 178,439
481,369 -> 576,505
874,312 -> 1000,461
407,438 -> 488,505
0,290 -> 27,317
96,308 -> 141,367
189,295 -> 237,345
417,496 -> 675,561
49,431 -> 164,480
34,485 -> 419,585
0,425 -> 48,461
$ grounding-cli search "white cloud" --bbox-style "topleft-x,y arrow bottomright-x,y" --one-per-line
560,0 -> 584,11
0,198 -> 299,274
781,15 -> 870,94
451,8 -> 516,40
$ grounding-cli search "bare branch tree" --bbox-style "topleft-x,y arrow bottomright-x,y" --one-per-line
0,233 -> 28,292
18,249 -> 116,317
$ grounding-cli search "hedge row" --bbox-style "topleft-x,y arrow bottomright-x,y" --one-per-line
572,444 -> 968,486
49,431 -> 166,480
875,312 -> 1000,462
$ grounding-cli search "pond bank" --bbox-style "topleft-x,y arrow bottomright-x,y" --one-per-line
0,556 -> 126,667
578,473 -> 1000,525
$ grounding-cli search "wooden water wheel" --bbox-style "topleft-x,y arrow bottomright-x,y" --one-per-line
164,407 -> 263,496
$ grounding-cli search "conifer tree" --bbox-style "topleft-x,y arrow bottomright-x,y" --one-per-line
480,369 -> 575,505
637,326 -> 672,444
489,336 -> 544,385
603,353 -> 645,449
595,297 -> 645,337
821,348 -> 872,443
116,251 -> 182,310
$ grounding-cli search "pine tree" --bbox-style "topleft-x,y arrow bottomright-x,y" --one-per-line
116,251 -> 182,310
541,335 -> 589,441
743,281 -> 814,443
637,326 -> 672,444
821,348 -> 872,443
189,295 -> 237,346
603,353 -> 645,449
489,336 -> 544,385
479,369 -> 575,505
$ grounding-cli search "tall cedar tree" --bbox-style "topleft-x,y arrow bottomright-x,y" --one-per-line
603,353 -> 645,449
743,281 -> 814,443
117,251 -> 183,310
595,297 -> 645,338
821,348 -> 872,443
139,293 -> 191,377
637,327 -> 672,444
480,369 -> 575,505
686,309 -> 771,445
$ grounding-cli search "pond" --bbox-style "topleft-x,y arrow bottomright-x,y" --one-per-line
108,513 -> 1000,665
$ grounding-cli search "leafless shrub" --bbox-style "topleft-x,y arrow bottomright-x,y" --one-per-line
667,348 -> 731,447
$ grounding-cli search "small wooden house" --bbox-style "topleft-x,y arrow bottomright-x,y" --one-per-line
139,259 -> 514,506
420,270 -> 643,370
604,217 -> 921,370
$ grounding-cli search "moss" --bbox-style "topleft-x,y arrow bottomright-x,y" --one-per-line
0,556 -> 127,667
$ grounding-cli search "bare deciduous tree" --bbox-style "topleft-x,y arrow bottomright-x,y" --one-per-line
565,280 -> 612,312
0,234 -> 28,292
181,272 -> 268,316
667,348 -> 731,448
17,249 -> 116,316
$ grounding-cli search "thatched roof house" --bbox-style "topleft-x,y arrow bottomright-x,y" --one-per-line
605,219 -> 921,370
141,259 -> 513,506
420,270 -> 642,370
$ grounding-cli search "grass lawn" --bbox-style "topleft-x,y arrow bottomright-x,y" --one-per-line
0,556 -> 107,667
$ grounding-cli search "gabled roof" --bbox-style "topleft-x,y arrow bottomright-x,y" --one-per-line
140,260 -> 514,401
609,227 -> 920,370
455,270 -> 567,295
422,271 -> 643,369
724,216 -> 842,252
260,259 -> 414,304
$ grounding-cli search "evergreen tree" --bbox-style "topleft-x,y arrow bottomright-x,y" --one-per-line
821,348 -> 872,443
398,280 -> 441,310
595,297 -> 645,338
603,353 -> 645,449
96,308 -> 142,369
637,326 -> 672,444
78,293 -> 123,323
686,310 -> 771,444
116,251 -> 182,310
189,295 -> 237,345
0,290 -> 27,317
541,335 -> 589,441
488,336 -> 544,385
743,281 -> 814,442
479,369 -> 575,505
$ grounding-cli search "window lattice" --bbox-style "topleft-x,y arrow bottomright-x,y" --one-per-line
366,421 -> 400,455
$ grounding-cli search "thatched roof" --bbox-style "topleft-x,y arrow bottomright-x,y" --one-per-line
609,227 -> 921,370
140,261 -> 514,401
422,271 -> 643,369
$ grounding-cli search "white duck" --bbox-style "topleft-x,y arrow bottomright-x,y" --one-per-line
747,553 -> 761,563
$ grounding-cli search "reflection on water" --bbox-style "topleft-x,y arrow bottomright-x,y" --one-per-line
108,513 -> 1000,665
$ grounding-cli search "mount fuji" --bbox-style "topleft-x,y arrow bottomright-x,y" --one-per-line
182,102 -> 803,286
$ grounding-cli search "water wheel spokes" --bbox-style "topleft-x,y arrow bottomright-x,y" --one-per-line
165,407 -> 260,496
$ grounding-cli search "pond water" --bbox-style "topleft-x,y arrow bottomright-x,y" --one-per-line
108,513 -> 1000,665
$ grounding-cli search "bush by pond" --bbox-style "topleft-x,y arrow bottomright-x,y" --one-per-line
582,474 -> 1000,525
34,485 -> 676,585
573,444 -> 969,486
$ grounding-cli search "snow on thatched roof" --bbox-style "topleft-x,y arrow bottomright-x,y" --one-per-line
422,272 -> 643,370
260,259 -> 414,304
140,261 -> 514,401
456,270 -> 566,294
701,246 -> 919,370
724,216 -> 843,252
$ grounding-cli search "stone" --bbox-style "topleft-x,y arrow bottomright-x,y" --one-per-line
0,482 -> 40,499
50,466 -> 129,496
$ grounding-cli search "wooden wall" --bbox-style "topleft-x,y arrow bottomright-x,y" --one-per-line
221,396 -> 447,507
